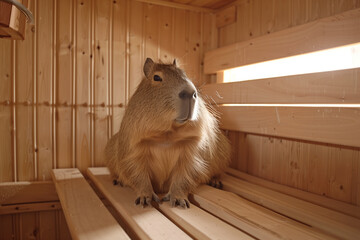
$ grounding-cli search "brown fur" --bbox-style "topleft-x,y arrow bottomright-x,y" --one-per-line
105,58 -> 231,208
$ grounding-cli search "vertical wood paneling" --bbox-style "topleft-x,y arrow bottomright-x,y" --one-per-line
159,6 -> 174,63
186,11 -> 201,86
94,0 -> 110,167
39,211 -> 57,240
128,0 -> 144,97
111,0 -> 126,134
0,39 -> 13,182
173,9 -> 186,67
201,12 -> 217,83
37,0 -> 54,180
0,211 -> 71,240
56,0 -> 73,168
0,214 -> 14,240
75,0 -> 92,173
20,212 -> 38,240
58,210 -> 72,240
144,3 -> 160,60
16,0 -> 35,181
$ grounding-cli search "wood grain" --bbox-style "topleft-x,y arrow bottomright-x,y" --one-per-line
0,39 -> 13,182
52,168 -> 130,240
15,0 -> 35,181
218,105 -> 360,147
201,68 -> 360,104
205,8 -> 360,73
192,185 -> 336,240
216,5 -> 236,28
221,174 -> 360,239
87,167 -> 192,240
227,167 -> 360,219
157,194 -> 253,239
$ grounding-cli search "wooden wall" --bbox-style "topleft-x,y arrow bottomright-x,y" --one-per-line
216,0 -> 360,206
0,210 -> 71,240
218,0 -> 360,47
0,0 -> 216,183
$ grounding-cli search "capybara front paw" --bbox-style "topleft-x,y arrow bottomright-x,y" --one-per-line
208,177 -> 223,189
162,194 -> 190,209
135,192 -> 160,207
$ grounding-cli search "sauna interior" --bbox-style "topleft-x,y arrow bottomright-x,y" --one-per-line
1,0 -> 360,239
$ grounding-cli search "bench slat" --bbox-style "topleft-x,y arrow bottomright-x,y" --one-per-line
87,167 -> 191,240
226,168 -> 360,219
157,198 -> 254,239
51,168 -> 130,240
192,185 -> 336,240
221,173 -> 360,240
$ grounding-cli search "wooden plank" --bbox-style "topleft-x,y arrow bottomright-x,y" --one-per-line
200,68 -> 360,104
157,199 -> 253,239
37,0 -> 54,181
201,12 -> 217,84
186,11 -> 202,86
57,210 -> 73,240
204,8 -> 360,74
192,185 -> 335,240
144,3 -> 160,60
111,0 -> 127,134
0,181 -> 58,205
39,211 -> 57,240
216,5 -> 236,28
158,5 -> 174,63
0,214 -> 14,239
87,167 -> 191,240
51,168 -> 129,240
227,168 -> 360,219
20,212 -> 38,240
15,0 -> 35,180
217,105 -> 360,147
221,174 -> 360,239
56,0 -> 73,168
0,201 -> 61,215
94,0 -> 110,167
75,0 -> 92,173
134,0 -> 213,12
128,0 -> 144,98
0,38 -> 13,182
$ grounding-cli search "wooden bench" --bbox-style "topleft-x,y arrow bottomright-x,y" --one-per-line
51,167 -> 360,240
51,169 -> 130,240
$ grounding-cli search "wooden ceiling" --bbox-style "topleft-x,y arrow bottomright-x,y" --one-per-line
163,0 -> 237,10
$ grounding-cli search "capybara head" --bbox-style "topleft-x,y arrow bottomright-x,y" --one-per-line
140,58 -> 198,125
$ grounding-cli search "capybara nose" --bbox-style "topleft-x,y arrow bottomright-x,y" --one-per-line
179,90 -> 197,100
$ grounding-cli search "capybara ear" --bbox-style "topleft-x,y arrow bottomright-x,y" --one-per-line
173,59 -> 177,67
143,58 -> 154,78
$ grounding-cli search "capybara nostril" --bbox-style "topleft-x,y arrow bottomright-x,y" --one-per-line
179,90 -> 196,100
179,90 -> 187,99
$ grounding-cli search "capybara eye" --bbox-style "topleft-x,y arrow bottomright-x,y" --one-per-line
153,75 -> 162,82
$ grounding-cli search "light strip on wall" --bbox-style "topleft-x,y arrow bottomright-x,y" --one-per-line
223,42 -> 360,83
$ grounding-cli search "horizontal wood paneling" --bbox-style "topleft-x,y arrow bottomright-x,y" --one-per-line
218,0 -> 360,47
201,68 -> 360,104
205,7 -> 360,73
226,131 -> 360,205
219,105 -> 360,147
0,0 -> 215,182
